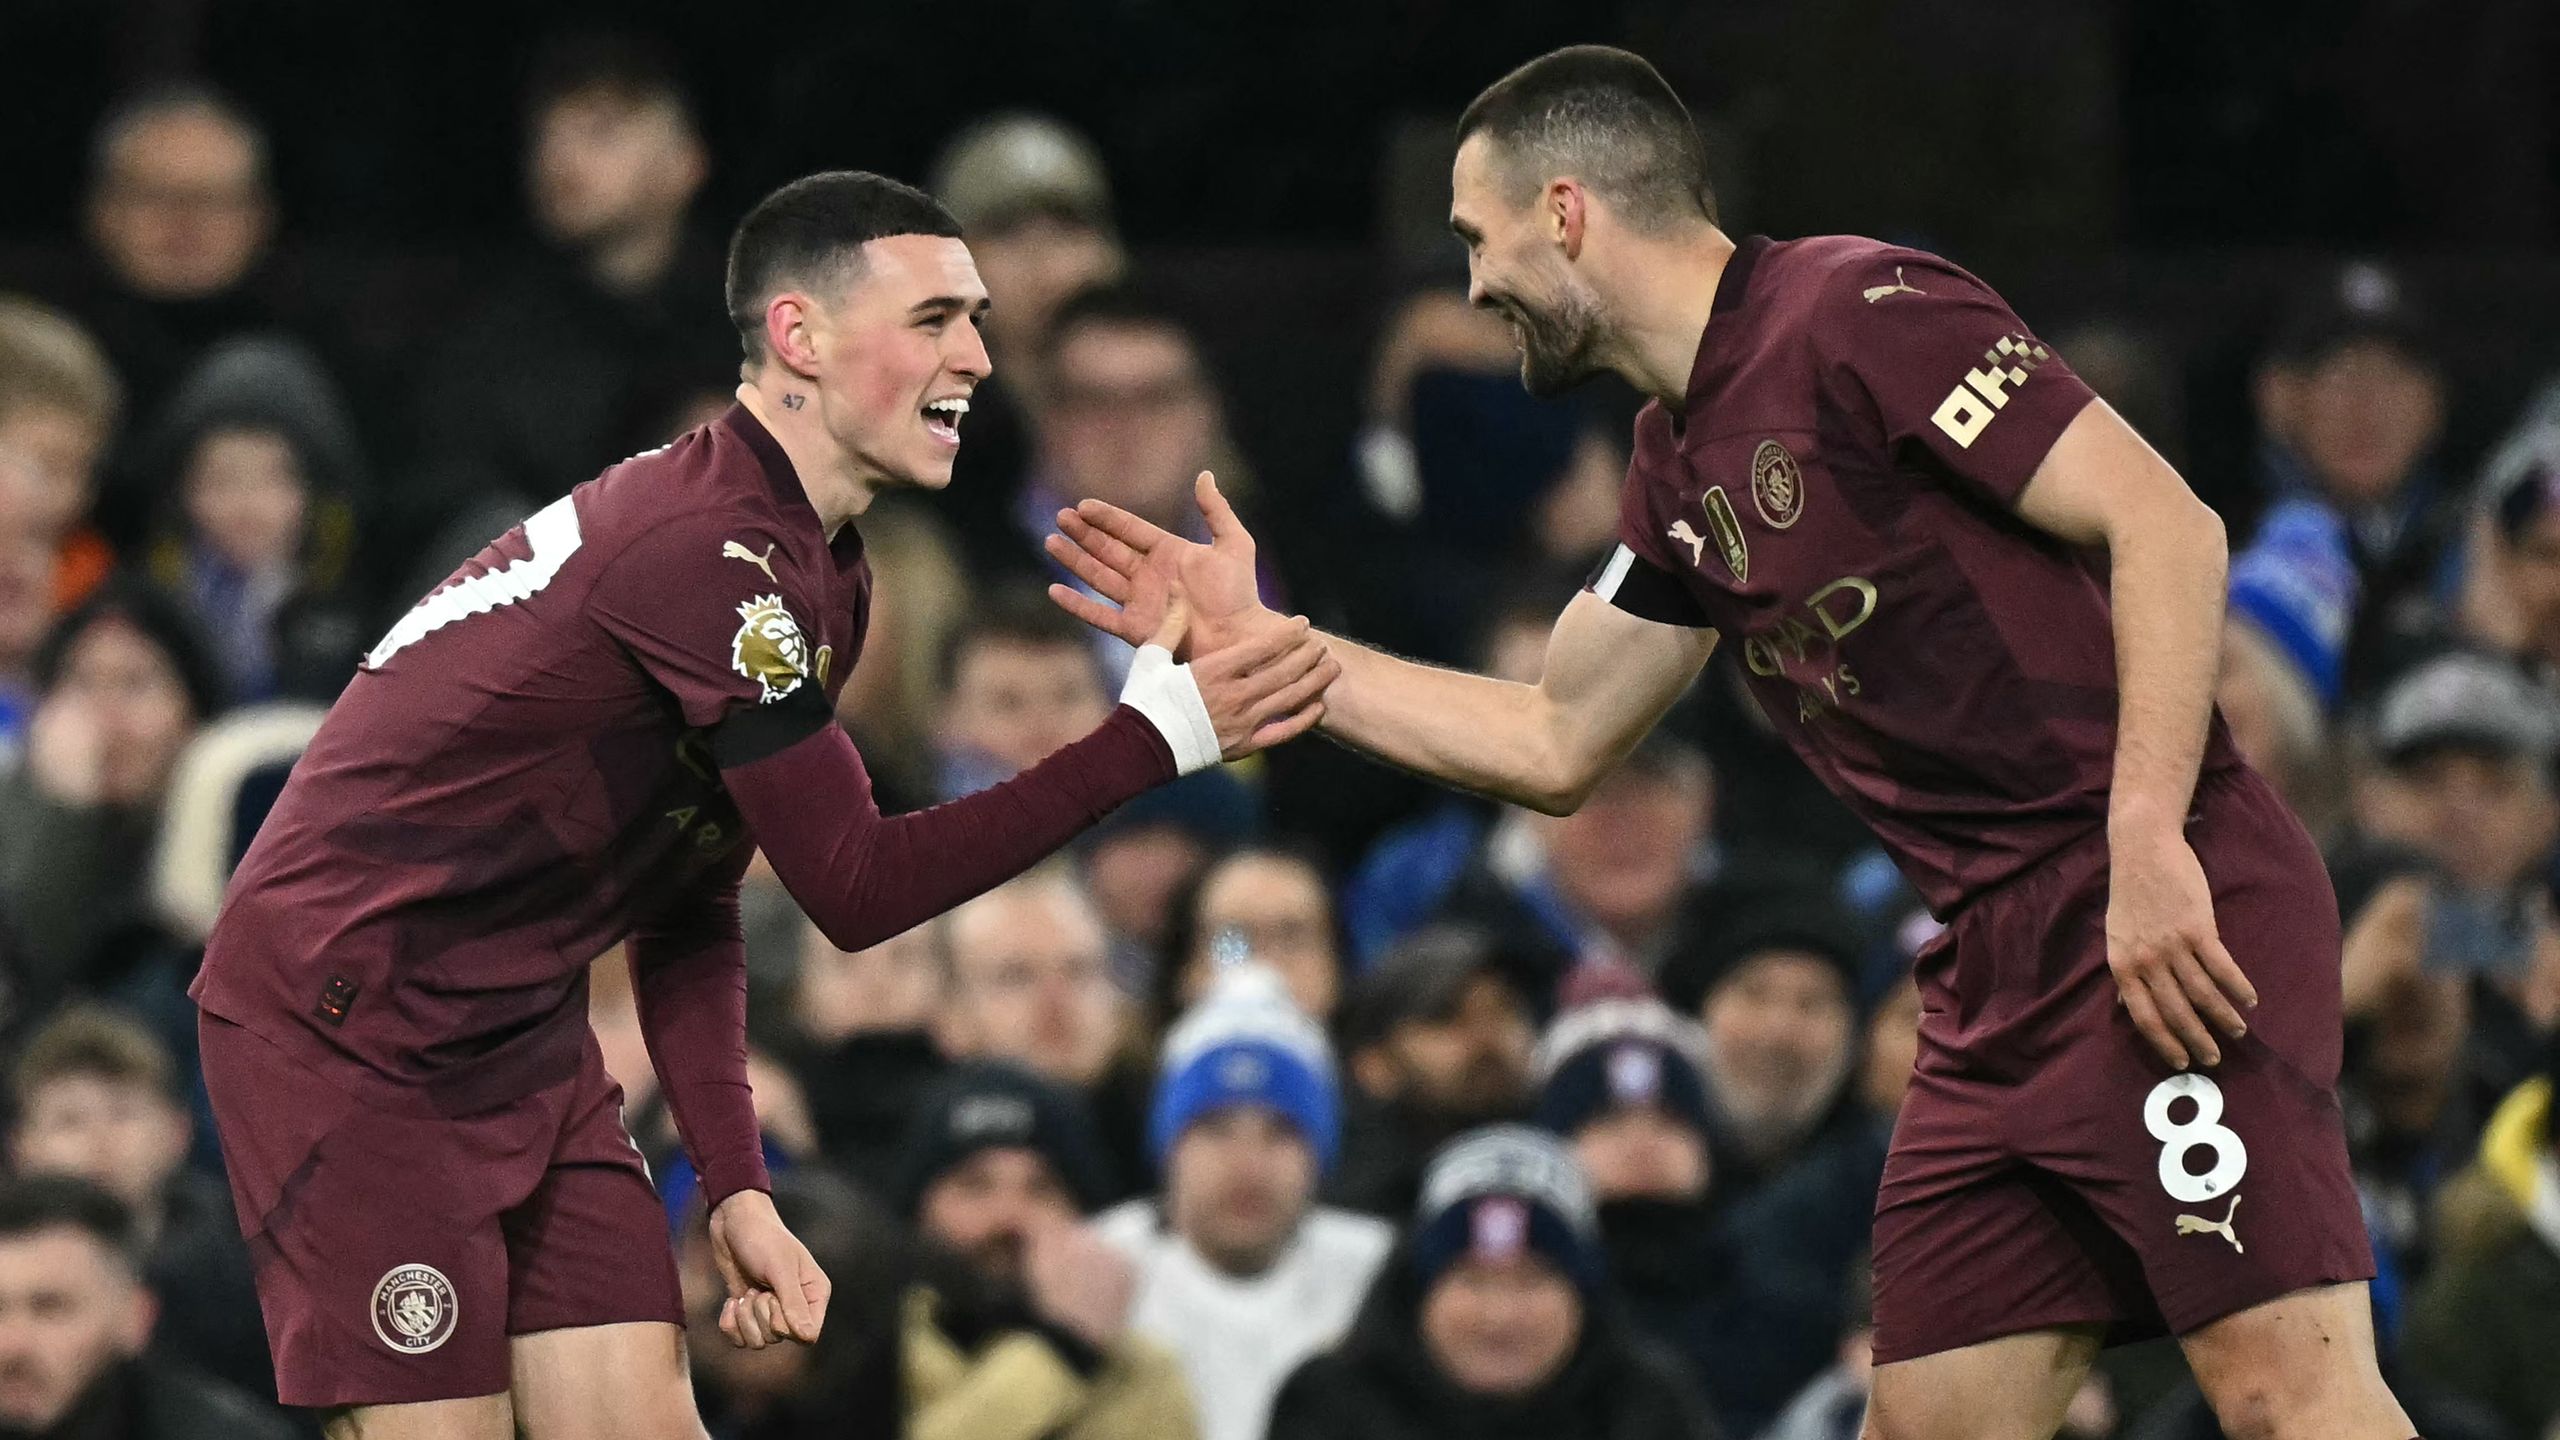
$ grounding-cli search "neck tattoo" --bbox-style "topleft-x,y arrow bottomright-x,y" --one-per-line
781,393 -> 806,410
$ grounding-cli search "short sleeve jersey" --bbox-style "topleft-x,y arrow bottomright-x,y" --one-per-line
192,404 -> 871,1111
1592,236 -> 2240,914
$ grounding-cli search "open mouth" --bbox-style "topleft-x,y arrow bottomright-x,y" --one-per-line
922,395 -> 970,447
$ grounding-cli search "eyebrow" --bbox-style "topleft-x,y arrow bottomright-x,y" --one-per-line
909,295 -> 993,319
1449,217 -> 1483,246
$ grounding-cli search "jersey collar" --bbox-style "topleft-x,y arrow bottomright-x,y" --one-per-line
717,402 -> 867,569
1680,234 -> 1773,418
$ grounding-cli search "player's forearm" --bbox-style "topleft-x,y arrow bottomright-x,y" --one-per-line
725,708 -> 1173,952
629,885 -> 768,1207
2105,498 -> 2229,839
1313,632 -> 1587,814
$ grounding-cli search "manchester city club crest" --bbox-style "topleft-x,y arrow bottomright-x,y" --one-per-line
1752,439 -> 1804,529
371,1263 -> 458,1354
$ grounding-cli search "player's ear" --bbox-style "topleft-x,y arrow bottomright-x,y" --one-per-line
1549,179 -> 1586,261
763,294 -> 824,380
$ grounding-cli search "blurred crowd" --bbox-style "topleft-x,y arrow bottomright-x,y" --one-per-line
1,30 -> 2558,1440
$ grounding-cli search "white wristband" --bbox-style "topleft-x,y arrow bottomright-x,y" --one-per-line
1120,644 -> 1221,776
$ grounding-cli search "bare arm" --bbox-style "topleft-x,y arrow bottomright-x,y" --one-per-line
1312,592 -> 1718,814
2016,398 -> 2257,1068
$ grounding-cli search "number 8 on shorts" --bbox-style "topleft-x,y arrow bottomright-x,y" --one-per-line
2143,1073 -> 2248,1204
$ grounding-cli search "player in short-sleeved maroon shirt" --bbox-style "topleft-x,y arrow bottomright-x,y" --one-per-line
1044,47 -> 2411,1440
191,172 -> 1332,1424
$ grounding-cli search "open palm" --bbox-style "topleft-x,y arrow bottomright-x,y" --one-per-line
1045,472 -> 1270,658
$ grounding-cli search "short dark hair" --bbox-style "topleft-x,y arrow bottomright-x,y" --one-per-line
1038,283 -> 1199,375
724,171 -> 965,366
89,81 -> 269,192
525,30 -> 693,123
0,1175 -> 144,1277
12,1006 -> 180,1110
1457,45 -> 1717,230
936,587 -> 1103,695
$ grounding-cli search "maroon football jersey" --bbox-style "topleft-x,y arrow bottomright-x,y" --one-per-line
193,405 -> 870,1113
1592,236 -> 2241,914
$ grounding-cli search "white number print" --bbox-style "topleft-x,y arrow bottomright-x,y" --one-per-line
365,496 -> 583,670
2143,1073 -> 2248,1204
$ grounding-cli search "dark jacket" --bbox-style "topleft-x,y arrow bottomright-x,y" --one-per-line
1599,1197 -> 1839,1440
145,1170 -> 271,1403
1265,1243 -> 1719,1440
1,1357 -> 297,1440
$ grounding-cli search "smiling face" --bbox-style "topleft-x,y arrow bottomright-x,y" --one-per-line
1449,135 -> 1610,398
775,233 -> 992,495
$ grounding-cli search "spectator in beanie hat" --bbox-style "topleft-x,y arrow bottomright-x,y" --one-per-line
1534,963 -> 1831,1436
1096,962 -> 1393,1440
892,1060 -> 1196,1440
1268,1124 -> 1715,1440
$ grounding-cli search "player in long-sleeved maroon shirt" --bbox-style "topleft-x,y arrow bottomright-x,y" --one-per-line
190,171 -> 1334,1436
1049,48 -> 2417,1440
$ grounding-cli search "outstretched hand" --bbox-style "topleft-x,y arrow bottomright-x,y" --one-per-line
1046,472 -> 1272,659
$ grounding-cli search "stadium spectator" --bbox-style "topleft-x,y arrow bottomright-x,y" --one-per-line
0,452 -> 56,761
681,1170 -> 908,1440
1158,843 -> 1344,1029
133,337 -> 365,703
930,114 -> 1127,569
1658,895 -> 1871,1201
0,298 -> 120,612
1266,1125 -> 1716,1440
936,868 -> 1152,1196
2402,1034 -> 2560,1440
56,86 -> 282,443
1096,962 -> 1392,1440
787,917 -> 952,1186
935,589 -> 1116,801
6,1007 -> 265,1399
2463,458 -> 2560,682
1026,286 -> 1280,682
2249,261 -> 2458,696
1328,926 -> 1539,1217
0,581 -> 221,1003
1345,288 -> 1624,662
832,497 -> 969,815
0,1174 -> 292,1440
892,1061 -> 1196,1440
405,33 -> 731,564
2220,496 -> 2359,821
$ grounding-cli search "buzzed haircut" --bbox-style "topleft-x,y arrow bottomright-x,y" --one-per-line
724,170 -> 966,367
936,586 -> 1106,695
0,1174 -> 144,1278
11,1006 -> 180,1111
1457,45 -> 1718,230
88,81 -> 269,191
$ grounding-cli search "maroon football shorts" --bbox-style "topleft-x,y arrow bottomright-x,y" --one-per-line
1869,765 -> 2374,1365
199,1012 -> 683,1408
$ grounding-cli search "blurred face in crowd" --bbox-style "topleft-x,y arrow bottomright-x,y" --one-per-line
42,617 -> 200,806
529,86 -> 706,251
942,636 -> 1109,775
1860,974 -> 1923,1118
917,1148 -> 1079,1288
1421,1255 -> 1581,1398
2280,342 -> 2443,510
0,459 -> 52,675
1183,852 -> 1341,1022
940,880 -> 1125,1087
0,1227 -> 152,1431
86,103 -> 272,300
1537,756 -> 1708,948
2356,747 -> 2560,894
971,213 -> 1123,365
795,920 -> 946,1042
1699,950 -> 1856,1147
0,408 -> 105,533
1085,824 -> 1209,957
1450,134 -> 1612,398
2215,621 -> 2322,804
2503,506 -> 2560,667
10,1076 -> 189,1216
2359,967 -> 2470,1136
1043,320 -> 1217,526
182,426 -> 307,575
1166,1106 -> 1316,1277
1357,974 -> 1535,1122
1572,1105 -> 1708,1203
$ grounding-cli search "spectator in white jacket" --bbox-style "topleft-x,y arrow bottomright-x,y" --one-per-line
1096,956 -> 1393,1440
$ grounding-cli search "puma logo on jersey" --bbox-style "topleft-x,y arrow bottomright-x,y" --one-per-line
1863,267 -> 1925,303
2174,1193 -> 2244,1254
722,540 -> 779,583
1668,520 -> 1710,568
